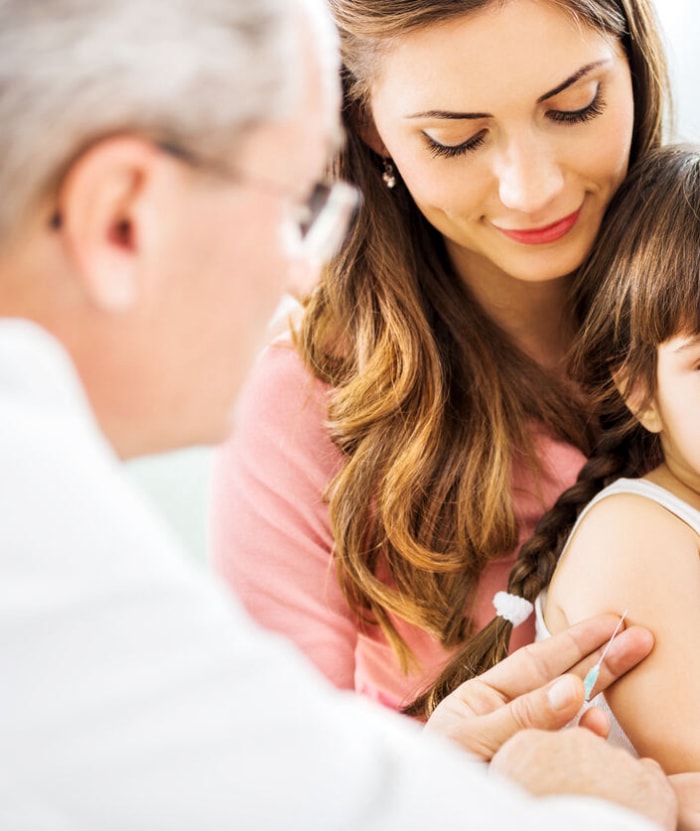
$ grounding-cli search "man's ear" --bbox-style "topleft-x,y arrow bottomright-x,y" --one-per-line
612,368 -> 663,434
55,137 -> 163,312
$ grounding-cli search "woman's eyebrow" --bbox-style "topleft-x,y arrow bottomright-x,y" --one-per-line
404,108 -> 490,120
537,59 -> 610,102
405,59 -> 611,121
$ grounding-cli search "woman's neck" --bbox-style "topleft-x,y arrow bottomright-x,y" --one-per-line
448,247 -> 572,371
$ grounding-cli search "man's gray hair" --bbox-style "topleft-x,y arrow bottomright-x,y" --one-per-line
0,0 -> 306,239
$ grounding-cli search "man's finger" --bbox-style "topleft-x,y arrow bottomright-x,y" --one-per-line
579,705 -> 611,738
470,625 -> 653,755
446,674 -> 587,760
566,625 -> 654,697
477,614 -> 641,701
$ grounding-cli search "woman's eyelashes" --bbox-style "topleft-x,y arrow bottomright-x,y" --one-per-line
425,130 -> 487,159
547,85 -> 607,124
423,86 -> 607,159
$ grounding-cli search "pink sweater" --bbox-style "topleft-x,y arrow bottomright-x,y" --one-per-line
210,339 -> 586,711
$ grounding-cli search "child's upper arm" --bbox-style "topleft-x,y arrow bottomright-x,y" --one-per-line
546,493 -> 700,774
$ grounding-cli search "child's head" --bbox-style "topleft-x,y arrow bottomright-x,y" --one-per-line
570,143 -> 700,472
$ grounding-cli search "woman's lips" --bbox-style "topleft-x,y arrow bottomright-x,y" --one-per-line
495,208 -> 582,245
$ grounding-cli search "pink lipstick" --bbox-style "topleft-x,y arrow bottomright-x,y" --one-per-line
496,208 -> 581,245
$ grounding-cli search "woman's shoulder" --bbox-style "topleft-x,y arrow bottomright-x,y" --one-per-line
238,333 -> 330,419
230,333 -> 344,478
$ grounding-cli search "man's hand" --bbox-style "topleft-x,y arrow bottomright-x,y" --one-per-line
669,773 -> 700,831
491,728 -> 677,831
421,616 -> 675,831
424,614 -> 653,759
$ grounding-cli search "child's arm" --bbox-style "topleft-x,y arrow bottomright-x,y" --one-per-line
545,491 -> 700,775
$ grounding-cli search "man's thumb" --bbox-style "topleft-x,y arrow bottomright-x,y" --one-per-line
506,674 -> 584,732
546,675 -> 583,714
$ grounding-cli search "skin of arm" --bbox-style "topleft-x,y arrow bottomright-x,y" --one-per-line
544,492 -> 700,823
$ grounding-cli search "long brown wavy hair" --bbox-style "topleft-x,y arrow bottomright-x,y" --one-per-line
416,143 -> 700,715
296,0 -> 669,716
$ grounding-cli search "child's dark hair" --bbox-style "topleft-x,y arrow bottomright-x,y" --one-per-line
404,143 -> 700,718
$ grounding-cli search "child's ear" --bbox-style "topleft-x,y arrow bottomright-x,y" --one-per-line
612,369 -> 663,434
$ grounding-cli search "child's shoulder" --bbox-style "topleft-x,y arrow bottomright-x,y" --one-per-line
547,478 -> 700,622
569,478 -> 699,550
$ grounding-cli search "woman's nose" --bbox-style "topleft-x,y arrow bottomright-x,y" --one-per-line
494,137 -> 565,215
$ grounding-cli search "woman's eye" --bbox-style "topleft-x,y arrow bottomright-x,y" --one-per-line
424,130 -> 487,159
548,86 -> 607,125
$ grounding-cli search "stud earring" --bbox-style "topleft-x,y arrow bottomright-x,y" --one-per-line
382,158 -> 397,189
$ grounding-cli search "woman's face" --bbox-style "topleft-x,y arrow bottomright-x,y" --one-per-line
366,0 -> 635,288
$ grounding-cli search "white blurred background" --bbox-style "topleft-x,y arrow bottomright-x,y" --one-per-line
660,0 -> 700,140
126,0 -> 700,563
